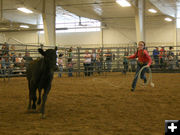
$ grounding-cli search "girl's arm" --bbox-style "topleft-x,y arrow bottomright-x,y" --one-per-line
127,52 -> 138,59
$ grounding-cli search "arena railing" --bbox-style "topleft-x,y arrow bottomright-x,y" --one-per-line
1,43 -> 180,80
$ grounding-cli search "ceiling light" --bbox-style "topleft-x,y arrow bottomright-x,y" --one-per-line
17,7 -> 33,14
93,4 -> 102,16
116,0 -> 131,7
164,17 -> 172,22
148,9 -> 157,13
20,25 -> 29,28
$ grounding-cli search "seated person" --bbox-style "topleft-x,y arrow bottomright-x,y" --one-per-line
15,53 -> 24,69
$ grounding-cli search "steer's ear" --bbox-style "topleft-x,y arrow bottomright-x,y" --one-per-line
38,48 -> 45,56
55,46 -> 57,51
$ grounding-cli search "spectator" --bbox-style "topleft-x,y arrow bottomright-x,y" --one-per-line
105,49 -> 112,72
1,42 -> 9,56
113,53 -> 116,60
175,53 -> 179,68
15,53 -> 24,70
177,52 -> 180,69
58,53 -> 64,77
91,49 -> 96,75
123,52 -> 129,74
83,50 -> 91,76
67,47 -> 73,77
0,56 -> 5,74
153,47 -> 159,68
67,47 -> 73,63
0,58 -> 1,73
0,47 -> 3,74
67,60 -> 73,77
96,48 -> 103,74
167,46 -> 174,70
0,53 -> 11,74
130,59 -> 136,72
1,43 -> 10,73
159,47 -> 166,69
23,52 -> 33,68
10,45 -> 16,63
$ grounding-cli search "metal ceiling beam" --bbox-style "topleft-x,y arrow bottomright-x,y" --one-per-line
0,0 -> 3,21
57,1 -> 115,6
56,1 -> 102,21
149,0 -> 176,17
0,27 -> 68,32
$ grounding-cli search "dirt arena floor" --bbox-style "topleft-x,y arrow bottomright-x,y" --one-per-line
0,72 -> 180,135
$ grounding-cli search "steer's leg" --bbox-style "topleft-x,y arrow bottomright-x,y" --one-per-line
32,85 -> 37,110
37,88 -> 42,105
41,84 -> 51,118
28,80 -> 32,110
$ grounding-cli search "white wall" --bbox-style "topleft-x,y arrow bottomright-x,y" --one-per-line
40,27 -> 136,47
3,31 -> 39,44
2,22 -> 180,48
146,23 -> 175,45
39,31 -> 102,47
103,27 -> 136,45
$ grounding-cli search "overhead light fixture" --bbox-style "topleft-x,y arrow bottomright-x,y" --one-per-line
17,7 -> 33,14
20,25 -> 30,28
164,17 -> 172,22
116,0 -> 131,7
148,9 -> 157,13
93,4 -> 102,16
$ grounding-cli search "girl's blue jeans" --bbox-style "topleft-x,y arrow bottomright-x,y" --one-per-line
132,62 -> 147,89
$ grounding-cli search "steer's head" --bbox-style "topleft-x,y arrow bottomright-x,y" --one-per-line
38,46 -> 58,70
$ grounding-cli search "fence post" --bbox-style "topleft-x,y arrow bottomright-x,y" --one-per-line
117,48 -> 120,71
77,47 -> 80,77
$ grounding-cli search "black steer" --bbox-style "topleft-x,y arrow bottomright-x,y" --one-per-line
26,47 -> 57,118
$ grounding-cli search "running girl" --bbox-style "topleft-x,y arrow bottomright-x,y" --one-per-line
126,41 -> 152,92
